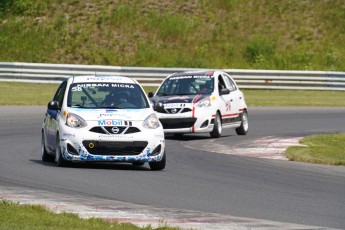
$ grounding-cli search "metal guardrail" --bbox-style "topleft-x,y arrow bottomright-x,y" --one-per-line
0,62 -> 345,91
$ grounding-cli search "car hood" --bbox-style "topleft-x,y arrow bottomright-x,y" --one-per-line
65,108 -> 154,121
150,94 -> 210,104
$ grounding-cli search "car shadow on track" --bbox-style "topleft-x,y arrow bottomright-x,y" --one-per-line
165,133 -> 235,141
30,159 -> 152,171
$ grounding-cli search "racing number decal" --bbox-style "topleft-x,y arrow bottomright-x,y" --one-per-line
225,100 -> 231,111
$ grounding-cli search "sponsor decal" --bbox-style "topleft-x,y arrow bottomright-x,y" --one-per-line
98,113 -> 126,118
105,109 -> 117,113
98,135 -> 134,139
166,95 -> 190,101
86,77 -> 126,81
71,83 -> 135,92
63,133 -> 75,137
110,84 -> 135,88
169,75 -> 214,80
71,84 -> 109,91
164,103 -> 187,108
98,119 -> 123,126
159,114 -> 190,119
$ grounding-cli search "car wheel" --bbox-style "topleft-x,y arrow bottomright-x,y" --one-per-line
41,132 -> 54,162
55,133 -> 68,167
149,152 -> 166,171
210,112 -> 222,138
236,110 -> 249,135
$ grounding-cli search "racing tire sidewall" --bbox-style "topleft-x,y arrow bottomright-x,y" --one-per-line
41,132 -> 54,162
236,110 -> 249,135
210,112 -> 222,138
55,133 -> 68,167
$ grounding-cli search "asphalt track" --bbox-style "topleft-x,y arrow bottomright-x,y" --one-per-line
0,106 -> 344,229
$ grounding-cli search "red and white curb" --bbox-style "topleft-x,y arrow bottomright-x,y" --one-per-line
0,185 -> 333,230
182,136 -> 304,160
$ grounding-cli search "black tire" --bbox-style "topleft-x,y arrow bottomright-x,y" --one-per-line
149,152 -> 166,171
41,132 -> 54,162
210,112 -> 222,138
55,133 -> 69,167
236,110 -> 249,135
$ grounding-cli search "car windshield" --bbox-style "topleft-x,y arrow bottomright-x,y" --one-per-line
156,75 -> 214,96
67,82 -> 149,109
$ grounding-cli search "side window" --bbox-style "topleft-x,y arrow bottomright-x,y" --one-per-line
218,75 -> 227,94
53,81 -> 67,108
223,74 -> 237,92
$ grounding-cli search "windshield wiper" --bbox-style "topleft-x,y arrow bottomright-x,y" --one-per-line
97,106 -> 124,109
69,104 -> 88,108
173,93 -> 195,95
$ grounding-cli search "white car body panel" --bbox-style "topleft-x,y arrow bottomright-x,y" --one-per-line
150,70 -> 248,136
42,76 -> 165,168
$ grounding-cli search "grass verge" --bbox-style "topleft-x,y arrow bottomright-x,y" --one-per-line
285,134 -> 345,166
1,82 -> 345,107
1,1 -> 345,70
0,200 -> 176,230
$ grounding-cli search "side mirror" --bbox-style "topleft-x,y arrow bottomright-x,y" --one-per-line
148,92 -> 154,98
220,88 -> 230,95
48,101 -> 60,110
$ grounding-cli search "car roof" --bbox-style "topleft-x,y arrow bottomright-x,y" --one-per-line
169,70 -> 216,78
70,75 -> 137,84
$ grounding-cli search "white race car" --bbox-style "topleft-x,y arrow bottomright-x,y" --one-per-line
41,75 -> 166,170
149,70 -> 248,138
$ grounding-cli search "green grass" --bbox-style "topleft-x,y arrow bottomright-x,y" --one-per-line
0,200 -> 176,230
0,82 -> 58,105
285,134 -> 345,166
242,89 -> 345,107
1,0 -> 345,70
2,82 -> 345,107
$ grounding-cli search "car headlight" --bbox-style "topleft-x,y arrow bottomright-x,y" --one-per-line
195,96 -> 211,107
143,113 -> 160,129
66,113 -> 87,128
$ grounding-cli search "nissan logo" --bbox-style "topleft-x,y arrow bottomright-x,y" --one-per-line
171,108 -> 177,114
111,126 -> 120,134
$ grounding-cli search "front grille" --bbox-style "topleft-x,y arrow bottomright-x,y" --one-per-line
124,127 -> 141,134
89,126 -> 141,135
156,107 -> 192,114
83,140 -> 148,156
160,118 -> 197,129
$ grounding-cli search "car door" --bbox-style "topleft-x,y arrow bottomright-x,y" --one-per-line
222,73 -> 241,116
45,81 -> 67,151
217,74 -> 240,124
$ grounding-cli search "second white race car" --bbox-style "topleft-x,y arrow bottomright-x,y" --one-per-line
149,70 -> 248,138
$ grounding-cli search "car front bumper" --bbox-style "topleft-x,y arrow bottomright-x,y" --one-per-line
157,107 -> 215,134
59,125 -> 165,163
